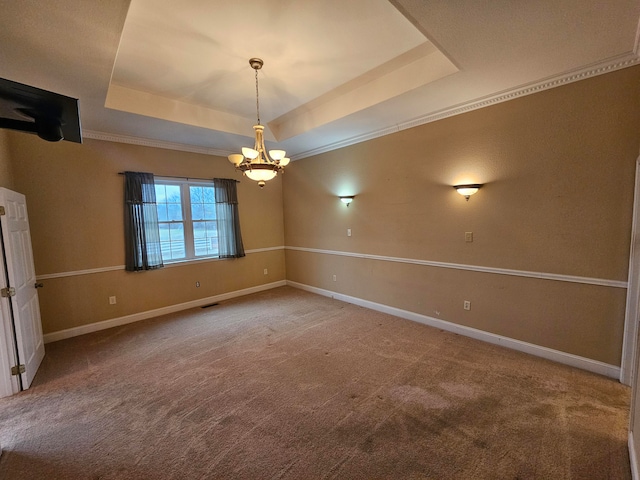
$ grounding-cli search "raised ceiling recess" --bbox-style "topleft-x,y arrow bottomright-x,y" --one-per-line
106,0 -> 457,144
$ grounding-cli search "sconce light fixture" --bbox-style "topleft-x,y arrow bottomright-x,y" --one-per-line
340,196 -> 354,207
454,184 -> 482,201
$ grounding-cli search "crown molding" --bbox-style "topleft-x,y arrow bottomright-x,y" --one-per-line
83,130 -> 233,158
84,52 -> 639,161
292,52 -> 640,160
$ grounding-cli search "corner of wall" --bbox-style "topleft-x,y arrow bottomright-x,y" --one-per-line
0,130 -> 15,190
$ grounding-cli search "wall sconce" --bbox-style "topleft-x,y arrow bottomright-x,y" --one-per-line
340,196 -> 354,207
453,184 -> 482,201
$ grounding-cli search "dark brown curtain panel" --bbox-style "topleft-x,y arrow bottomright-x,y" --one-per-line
213,178 -> 245,259
124,171 -> 164,271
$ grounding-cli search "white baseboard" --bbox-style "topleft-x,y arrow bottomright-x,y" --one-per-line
44,278 -> 621,379
631,432 -> 639,480
43,280 -> 287,344
287,280 -> 621,379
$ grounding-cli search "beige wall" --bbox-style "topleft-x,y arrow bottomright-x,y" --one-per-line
3,66 -> 638,365
283,65 -> 640,366
6,134 -> 285,334
0,130 -> 15,190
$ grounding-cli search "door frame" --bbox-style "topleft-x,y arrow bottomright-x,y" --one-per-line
622,155 -> 640,386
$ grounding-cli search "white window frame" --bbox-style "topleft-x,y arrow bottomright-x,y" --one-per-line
155,177 -> 218,264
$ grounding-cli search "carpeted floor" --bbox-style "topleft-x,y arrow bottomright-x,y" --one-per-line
0,286 -> 631,479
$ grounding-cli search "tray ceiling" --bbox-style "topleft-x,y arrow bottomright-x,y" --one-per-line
0,0 -> 638,159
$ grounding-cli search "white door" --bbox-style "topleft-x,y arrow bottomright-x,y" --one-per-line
0,187 -> 44,389
0,249 -> 20,397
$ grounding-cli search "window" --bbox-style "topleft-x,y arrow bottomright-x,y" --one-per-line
155,182 -> 186,260
190,185 -> 219,257
154,179 -> 219,262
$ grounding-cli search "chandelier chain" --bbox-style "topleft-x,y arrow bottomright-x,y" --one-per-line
255,68 -> 260,125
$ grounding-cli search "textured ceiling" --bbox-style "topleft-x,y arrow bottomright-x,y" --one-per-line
0,0 -> 639,159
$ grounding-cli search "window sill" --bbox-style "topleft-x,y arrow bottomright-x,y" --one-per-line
163,256 -> 223,268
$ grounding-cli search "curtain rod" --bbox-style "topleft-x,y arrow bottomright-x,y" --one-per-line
118,172 -> 239,183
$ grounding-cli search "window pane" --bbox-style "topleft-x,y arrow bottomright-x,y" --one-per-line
167,204 -> 182,221
203,187 -> 215,203
169,223 -> 185,258
158,223 -> 170,242
205,221 -> 217,236
165,185 -> 181,203
158,223 -> 171,259
207,221 -> 218,256
169,222 -> 184,240
155,184 -> 166,202
204,204 -> 216,220
190,186 -> 202,203
191,203 -> 204,220
192,220 -> 218,256
194,224 -> 207,256
156,204 -> 168,222
193,222 -> 205,239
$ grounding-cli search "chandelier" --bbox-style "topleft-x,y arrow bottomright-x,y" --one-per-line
228,58 -> 289,188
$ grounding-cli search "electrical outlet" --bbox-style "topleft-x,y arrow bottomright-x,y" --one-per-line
347,228 -> 352,237
465,232 -> 473,242
264,268 -> 268,275
332,275 -> 337,282
195,281 -> 200,287
463,300 -> 471,311
109,296 -> 117,305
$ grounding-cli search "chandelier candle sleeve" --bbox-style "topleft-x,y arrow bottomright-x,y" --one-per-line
228,58 -> 287,188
